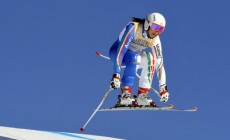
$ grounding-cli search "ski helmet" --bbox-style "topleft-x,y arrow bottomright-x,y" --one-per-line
144,13 -> 166,32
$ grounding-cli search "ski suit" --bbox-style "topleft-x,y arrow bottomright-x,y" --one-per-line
109,21 -> 166,89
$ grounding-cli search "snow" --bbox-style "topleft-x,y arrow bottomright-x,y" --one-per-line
0,126 -> 124,140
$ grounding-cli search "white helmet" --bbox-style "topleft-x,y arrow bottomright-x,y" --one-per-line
144,13 -> 166,31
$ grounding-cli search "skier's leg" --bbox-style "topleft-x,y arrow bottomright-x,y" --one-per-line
117,50 -> 140,106
139,51 -> 155,89
122,50 -> 141,87
137,51 -> 157,106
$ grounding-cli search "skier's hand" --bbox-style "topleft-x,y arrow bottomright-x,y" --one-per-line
110,74 -> 120,89
160,85 -> 169,102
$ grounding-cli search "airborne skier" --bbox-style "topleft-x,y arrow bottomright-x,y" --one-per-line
80,12 -> 198,132
109,13 -> 169,107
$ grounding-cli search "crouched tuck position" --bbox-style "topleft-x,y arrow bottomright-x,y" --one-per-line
109,12 -> 169,107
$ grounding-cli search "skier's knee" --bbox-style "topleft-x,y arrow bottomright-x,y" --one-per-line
128,54 -> 141,65
122,76 -> 135,87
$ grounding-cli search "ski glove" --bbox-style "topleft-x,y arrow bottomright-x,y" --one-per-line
160,85 -> 169,102
110,74 -> 121,89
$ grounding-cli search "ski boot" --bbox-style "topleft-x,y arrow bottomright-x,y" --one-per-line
137,87 -> 157,107
115,87 -> 137,107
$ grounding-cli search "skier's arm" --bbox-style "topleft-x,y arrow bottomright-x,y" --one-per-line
151,37 -> 169,102
110,23 -> 135,89
114,23 -> 135,74
152,37 -> 166,87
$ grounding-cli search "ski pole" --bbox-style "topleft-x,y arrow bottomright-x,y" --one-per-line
96,52 -> 126,69
150,87 -> 160,97
96,52 -> 110,60
80,88 -> 113,132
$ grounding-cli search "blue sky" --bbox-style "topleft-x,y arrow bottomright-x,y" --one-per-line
0,0 -> 230,140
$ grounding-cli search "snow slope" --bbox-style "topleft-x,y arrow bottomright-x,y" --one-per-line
0,126 -> 123,140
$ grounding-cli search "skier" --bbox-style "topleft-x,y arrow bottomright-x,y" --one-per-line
109,12 -> 169,107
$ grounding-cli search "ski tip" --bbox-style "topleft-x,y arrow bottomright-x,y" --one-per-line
96,52 -> 101,56
80,128 -> 85,132
168,104 -> 174,109
192,107 -> 198,111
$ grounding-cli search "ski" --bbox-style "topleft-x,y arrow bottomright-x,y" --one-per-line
98,104 -> 198,112
166,107 -> 198,112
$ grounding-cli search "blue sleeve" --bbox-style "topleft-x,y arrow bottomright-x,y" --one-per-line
114,23 -> 135,74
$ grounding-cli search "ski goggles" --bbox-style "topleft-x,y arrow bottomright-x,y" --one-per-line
150,23 -> 165,34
